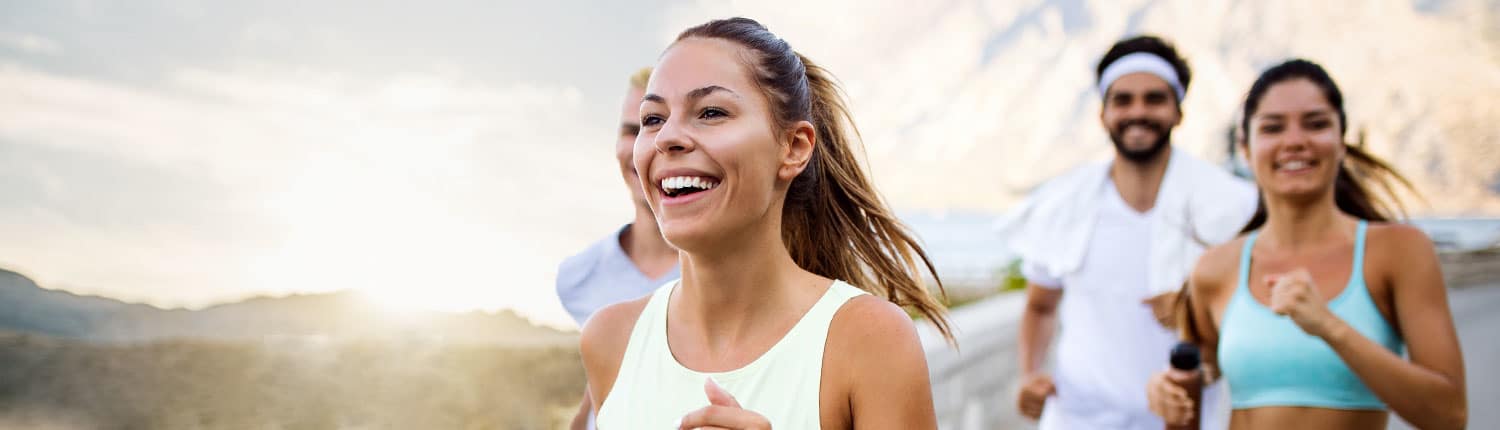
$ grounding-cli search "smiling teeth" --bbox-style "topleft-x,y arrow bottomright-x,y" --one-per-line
660,176 -> 720,192
1281,160 -> 1309,170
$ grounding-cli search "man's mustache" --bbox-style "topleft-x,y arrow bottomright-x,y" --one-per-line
1114,118 -> 1167,136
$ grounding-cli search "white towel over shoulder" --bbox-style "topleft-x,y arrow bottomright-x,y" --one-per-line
1002,148 -> 1258,296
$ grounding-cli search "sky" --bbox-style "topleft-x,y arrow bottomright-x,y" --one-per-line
0,0 -> 682,327
2,0 -> 1496,329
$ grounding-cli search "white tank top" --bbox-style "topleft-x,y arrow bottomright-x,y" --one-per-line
596,279 -> 867,429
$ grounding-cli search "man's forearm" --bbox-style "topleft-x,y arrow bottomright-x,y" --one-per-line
1018,308 -> 1057,375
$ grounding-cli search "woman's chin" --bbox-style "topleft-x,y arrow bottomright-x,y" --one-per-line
1266,184 -> 1331,205
660,225 -> 713,253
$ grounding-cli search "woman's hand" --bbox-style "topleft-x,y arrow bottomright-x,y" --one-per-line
678,378 -> 771,430
1146,370 -> 1195,426
1266,269 -> 1343,338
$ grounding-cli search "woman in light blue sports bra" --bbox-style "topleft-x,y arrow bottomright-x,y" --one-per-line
1146,59 -> 1467,430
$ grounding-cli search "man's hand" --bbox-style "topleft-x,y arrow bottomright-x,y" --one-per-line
1016,373 -> 1056,420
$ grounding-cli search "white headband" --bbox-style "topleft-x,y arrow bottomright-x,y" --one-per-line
1098,52 -> 1185,101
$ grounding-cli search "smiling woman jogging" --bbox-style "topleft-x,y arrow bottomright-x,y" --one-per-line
579,17 -> 953,430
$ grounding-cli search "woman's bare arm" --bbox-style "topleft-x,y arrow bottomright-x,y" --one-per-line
1322,225 -> 1466,429
832,296 -> 940,430
578,298 -> 649,422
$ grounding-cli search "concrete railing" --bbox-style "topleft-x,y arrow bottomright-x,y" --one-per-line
917,292 -> 1031,430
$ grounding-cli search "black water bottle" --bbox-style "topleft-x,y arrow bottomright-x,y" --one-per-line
1164,342 -> 1202,430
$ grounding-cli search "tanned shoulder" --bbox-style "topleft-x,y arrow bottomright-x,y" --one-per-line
1190,236 -> 1246,300
579,295 -> 653,411
826,294 -> 938,429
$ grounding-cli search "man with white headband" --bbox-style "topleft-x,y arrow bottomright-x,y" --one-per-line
1008,35 -> 1257,430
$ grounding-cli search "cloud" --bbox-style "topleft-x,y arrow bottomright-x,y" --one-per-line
0,0 -> 697,329
0,32 -> 62,55
0,61 -> 631,327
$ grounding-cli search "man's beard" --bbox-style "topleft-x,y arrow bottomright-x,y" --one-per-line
1109,118 -> 1172,163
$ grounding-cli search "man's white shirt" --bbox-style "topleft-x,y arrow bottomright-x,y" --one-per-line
1008,149 -> 1257,430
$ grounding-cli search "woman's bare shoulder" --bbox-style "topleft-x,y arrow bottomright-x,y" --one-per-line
580,296 -> 651,363
825,294 -> 936,424
578,294 -> 653,405
1191,235 -> 1249,297
824,294 -> 931,379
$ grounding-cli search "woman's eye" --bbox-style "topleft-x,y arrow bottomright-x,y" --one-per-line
641,115 -> 664,127
1259,124 -> 1283,134
700,108 -> 727,119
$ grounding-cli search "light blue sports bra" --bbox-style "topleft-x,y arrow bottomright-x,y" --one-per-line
1219,220 -> 1404,410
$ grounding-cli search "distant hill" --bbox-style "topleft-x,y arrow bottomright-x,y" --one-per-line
0,330 -> 585,429
0,267 -> 573,346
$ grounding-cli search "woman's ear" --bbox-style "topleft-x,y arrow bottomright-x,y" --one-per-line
779,120 -> 816,181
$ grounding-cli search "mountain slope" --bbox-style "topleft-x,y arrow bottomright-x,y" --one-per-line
0,267 -> 572,345
751,0 -> 1500,214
